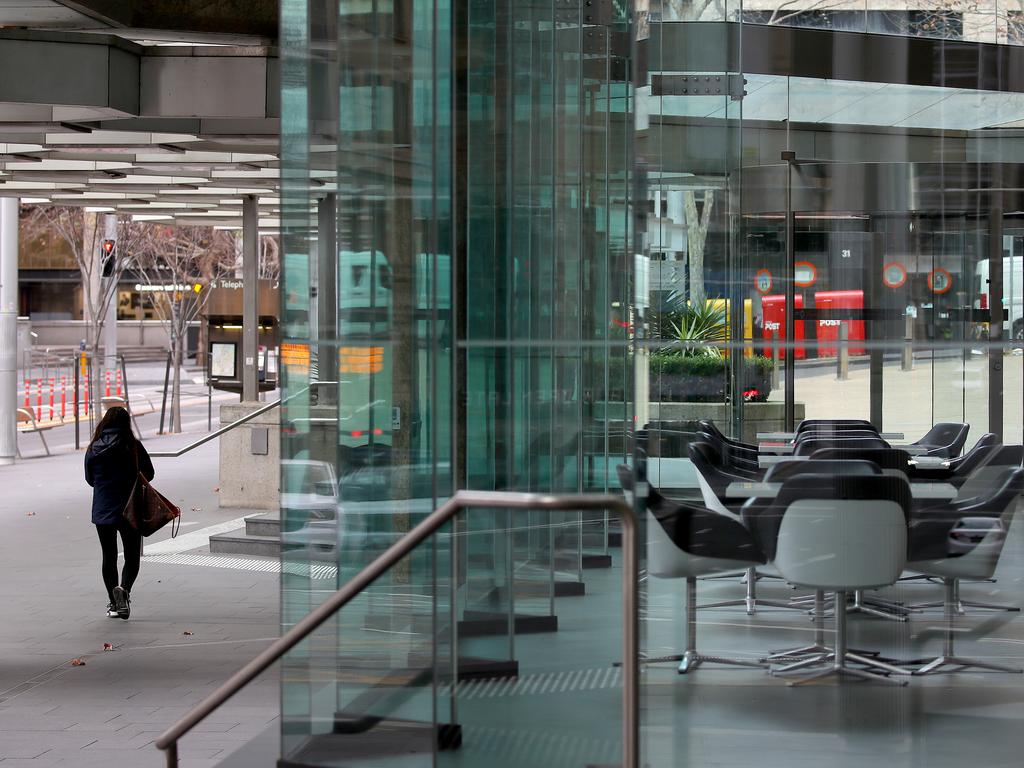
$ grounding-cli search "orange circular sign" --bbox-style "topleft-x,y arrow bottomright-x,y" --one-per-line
795,261 -> 817,287
882,262 -> 907,289
928,268 -> 953,294
755,269 -> 773,294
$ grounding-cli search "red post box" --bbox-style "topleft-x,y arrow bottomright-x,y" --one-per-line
761,294 -> 805,359
814,289 -> 865,357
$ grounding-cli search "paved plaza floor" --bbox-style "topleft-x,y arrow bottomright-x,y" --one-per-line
0,418 -> 280,767
784,352 -> 1024,444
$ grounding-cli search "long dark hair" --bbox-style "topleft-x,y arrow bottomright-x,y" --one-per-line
87,406 -> 135,451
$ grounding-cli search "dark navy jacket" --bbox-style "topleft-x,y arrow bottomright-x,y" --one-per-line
85,428 -> 155,526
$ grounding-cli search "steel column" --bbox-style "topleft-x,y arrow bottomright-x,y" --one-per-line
989,204 -> 1004,439
102,214 -> 118,384
242,195 -> 259,402
317,193 -> 337,403
0,197 -> 18,466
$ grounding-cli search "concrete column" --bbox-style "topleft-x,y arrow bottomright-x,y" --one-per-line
0,197 -> 18,465
317,194 -> 337,403
242,195 -> 259,401
102,214 -> 118,381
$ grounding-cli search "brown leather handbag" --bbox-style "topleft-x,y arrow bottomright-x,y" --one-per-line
122,443 -> 181,537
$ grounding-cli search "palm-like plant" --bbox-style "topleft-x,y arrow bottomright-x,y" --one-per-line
670,301 -> 727,358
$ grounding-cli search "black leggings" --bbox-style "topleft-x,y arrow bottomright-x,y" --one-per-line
96,521 -> 142,602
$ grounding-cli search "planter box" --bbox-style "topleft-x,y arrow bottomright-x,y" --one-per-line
650,371 -> 774,403
648,401 -> 805,444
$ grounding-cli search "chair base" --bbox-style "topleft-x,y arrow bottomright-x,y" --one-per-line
846,591 -> 911,622
639,652 -> 764,674
914,655 -> 1024,676
698,567 -> 799,615
783,661 -> 908,687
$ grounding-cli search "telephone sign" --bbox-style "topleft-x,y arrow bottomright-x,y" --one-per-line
928,268 -> 953,295
755,269 -> 773,294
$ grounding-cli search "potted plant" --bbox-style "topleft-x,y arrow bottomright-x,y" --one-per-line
649,301 -> 775,402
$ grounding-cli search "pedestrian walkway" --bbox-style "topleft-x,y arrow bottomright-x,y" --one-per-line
0,435 -> 279,767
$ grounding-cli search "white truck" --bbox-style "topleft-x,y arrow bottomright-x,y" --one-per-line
975,246 -> 1023,340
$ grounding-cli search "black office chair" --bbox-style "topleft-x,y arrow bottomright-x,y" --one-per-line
796,429 -> 880,444
696,429 -> 761,477
697,419 -> 759,453
907,466 -> 1024,674
811,447 -> 914,473
910,422 -> 970,458
907,434 -> 999,483
794,436 -> 889,456
687,441 -> 753,512
687,441 -> 793,613
617,465 -> 767,674
796,419 -> 875,435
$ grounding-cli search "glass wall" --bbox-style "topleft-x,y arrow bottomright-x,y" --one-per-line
278,2 -> 1024,768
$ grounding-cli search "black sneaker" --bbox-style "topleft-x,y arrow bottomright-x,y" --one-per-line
113,586 -> 130,620
106,602 -> 120,618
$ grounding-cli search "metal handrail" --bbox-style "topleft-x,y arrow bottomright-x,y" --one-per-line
155,490 -> 639,768
147,396 -> 282,458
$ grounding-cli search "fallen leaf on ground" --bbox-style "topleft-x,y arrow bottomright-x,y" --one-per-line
26,512 -> 36,517
182,630 -> 194,636
213,487 -> 220,492
70,658 -> 86,666
102,643 -> 113,651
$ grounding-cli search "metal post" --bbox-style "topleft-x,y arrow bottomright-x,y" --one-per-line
837,322 -> 850,380
159,351 -> 171,436
901,313 -> 914,371
783,154 -> 796,431
119,353 -> 142,436
868,231 -> 884,430
317,194 -> 338,404
242,195 -> 259,402
74,352 -> 80,450
208,379 -> 212,431
771,330 -> 780,390
102,214 -> 118,386
989,202 -> 1004,440
0,197 -> 18,466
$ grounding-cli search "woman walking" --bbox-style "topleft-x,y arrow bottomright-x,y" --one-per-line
85,406 -> 153,620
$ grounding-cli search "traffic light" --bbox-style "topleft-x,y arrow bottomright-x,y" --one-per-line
101,239 -> 116,277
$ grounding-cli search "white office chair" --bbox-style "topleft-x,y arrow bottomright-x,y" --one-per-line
770,474 -> 912,686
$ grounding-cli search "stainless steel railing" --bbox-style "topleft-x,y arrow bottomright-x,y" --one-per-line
147,396 -> 282,458
154,490 -> 639,768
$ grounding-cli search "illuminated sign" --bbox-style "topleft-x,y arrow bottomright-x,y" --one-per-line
339,347 -> 384,374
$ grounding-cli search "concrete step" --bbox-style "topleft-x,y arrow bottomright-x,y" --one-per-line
246,513 -> 281,537
209,531 -> 280,557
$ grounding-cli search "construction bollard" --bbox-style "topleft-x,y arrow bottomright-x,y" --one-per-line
35,379 -> 42,420
116,368 -> 123,397
105,371 -> 111,398
60,376 -> 67,420
837,323 -> 850,381
23,378 -> 29,410
48,378 -> 55,421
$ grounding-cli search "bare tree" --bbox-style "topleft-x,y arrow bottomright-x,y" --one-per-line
131,225 -> 237,432
683,189 -> 714,306
22,206 -> 148,413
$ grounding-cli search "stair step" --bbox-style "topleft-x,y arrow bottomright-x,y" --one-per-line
246,513 -> 282,537
210,532 -> 281,557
